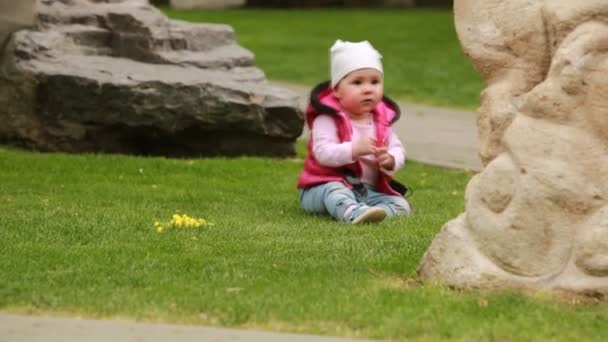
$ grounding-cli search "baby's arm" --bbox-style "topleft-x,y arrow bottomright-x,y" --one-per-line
311,115 -> 356,167
352,137 -> 377,157
377,131 -> 406,175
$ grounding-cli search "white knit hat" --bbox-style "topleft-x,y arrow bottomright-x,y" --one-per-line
330,39 -> 383,88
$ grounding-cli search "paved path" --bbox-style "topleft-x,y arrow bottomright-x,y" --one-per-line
0,82 -> 482,342
0,313 -> 374,342
394,102 -> 481,171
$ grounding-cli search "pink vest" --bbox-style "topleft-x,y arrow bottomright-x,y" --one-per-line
297,82 -> 402,197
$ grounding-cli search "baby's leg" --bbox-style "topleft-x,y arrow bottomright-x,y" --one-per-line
300,181 -> 363,222
364,187 -> 412,217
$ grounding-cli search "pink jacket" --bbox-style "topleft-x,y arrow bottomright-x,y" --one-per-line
297,81 -> 406,197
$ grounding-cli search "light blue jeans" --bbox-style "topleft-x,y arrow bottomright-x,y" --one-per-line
299,181 -> 411,222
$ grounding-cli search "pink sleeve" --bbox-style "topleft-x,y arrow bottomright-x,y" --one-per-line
311,115 -> 354,167
387,130 -> 406,171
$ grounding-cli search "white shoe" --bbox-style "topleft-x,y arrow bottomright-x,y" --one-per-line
351,207 -> 387,224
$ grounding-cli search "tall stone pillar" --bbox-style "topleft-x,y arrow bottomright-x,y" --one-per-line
418,0 -> 608,295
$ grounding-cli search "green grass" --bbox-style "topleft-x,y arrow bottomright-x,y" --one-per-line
1,145 -> 607,340
162,8 -> 483,109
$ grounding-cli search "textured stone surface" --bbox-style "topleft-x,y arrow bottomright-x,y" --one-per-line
418,0 -> 608,295
0,0 -> 303,157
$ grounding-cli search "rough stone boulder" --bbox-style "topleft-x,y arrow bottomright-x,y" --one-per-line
418,0 -> 608,295
0,0 -> 304,157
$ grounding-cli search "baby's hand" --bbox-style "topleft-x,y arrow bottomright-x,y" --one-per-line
375,146 -> 395,171
352,137 -> 377,157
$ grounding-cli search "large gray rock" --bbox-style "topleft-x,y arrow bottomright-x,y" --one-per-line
418,0 -> 608,295
0,0 -> 303,157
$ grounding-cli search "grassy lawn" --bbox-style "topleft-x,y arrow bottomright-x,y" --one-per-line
162,8 -> 483,109
1,145 -> 607,340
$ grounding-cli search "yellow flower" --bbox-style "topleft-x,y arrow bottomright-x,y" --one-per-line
154,212 -> 210,233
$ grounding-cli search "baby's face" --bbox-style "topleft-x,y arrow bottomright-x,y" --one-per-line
333,68 -> 383,119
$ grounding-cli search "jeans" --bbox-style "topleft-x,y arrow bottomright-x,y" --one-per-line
299,181 -> 411,222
